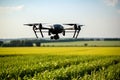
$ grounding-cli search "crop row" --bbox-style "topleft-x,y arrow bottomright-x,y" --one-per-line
31,57 -> 120,80
80,62 -> 120,80
0,56 -> 109,80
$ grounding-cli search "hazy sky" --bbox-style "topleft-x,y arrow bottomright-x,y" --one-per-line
0,0 -> 120,39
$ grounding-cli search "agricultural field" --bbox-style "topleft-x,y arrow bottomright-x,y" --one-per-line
0,47 -> 120,80
41,41 -> 120,47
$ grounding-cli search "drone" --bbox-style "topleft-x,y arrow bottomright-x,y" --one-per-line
24,23 -> 84,40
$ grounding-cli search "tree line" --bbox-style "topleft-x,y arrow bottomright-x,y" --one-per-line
0,38 -> 120,47
0,40 -> 41,47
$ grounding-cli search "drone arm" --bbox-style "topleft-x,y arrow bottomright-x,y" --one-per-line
64,28 -> 74,30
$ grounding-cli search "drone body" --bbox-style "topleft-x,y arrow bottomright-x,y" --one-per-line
24,23 -> 84,40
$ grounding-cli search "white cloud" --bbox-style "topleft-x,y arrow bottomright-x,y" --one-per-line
103,0 -> 120,14
104,0 -> 118,6
0,5 -> 24,14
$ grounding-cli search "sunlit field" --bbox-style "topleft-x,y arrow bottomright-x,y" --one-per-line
0,47 -> 120,55
41,41 -> 120,47
0,47 -> 120,80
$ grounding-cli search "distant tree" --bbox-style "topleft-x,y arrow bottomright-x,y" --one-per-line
84,43 -> 88,47
36,42 -> 41,46
10,40 -> 19,46
0,41 -> 3,46
24,41 -> 33,47
2,43 -> 11,47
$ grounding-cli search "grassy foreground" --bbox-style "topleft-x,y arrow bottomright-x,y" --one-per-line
0,47 -> 120,80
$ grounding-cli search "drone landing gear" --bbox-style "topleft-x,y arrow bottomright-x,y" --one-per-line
51,34 -> 59,40
73,25 -> 81,38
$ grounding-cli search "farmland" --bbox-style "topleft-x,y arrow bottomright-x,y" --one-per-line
41,41 -> 120,47
0,47 -> 120,80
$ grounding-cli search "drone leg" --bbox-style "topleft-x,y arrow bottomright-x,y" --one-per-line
39,29 -> 44,38
75,26 -> 82,38
73,30 -> 77,38
48,29 -> 51,35
33,25 -> 38,38
63,30 -> 65,36
75,30 -> 80,38
33,30 -> 38,38
50,36 -> 54,39
54,34 -> 59,40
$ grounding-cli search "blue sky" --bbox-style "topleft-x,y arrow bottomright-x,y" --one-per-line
0,0 -> 120,39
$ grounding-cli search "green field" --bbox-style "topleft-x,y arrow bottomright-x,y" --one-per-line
41,41 -> 120,47
0,47 -> 120,80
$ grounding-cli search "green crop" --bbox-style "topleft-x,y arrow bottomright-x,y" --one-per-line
0,55 -> 120,80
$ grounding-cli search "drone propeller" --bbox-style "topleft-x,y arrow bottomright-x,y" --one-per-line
24,24 -> 34,26
24,23 -> 50,38
63,24 -> 76,26
63,23 -> 84,38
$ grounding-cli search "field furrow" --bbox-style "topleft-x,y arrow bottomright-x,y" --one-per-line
31,57 -> 120,80
0,56 -> 110,80
0,47 -> 120,80
80,62 -> 120,80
